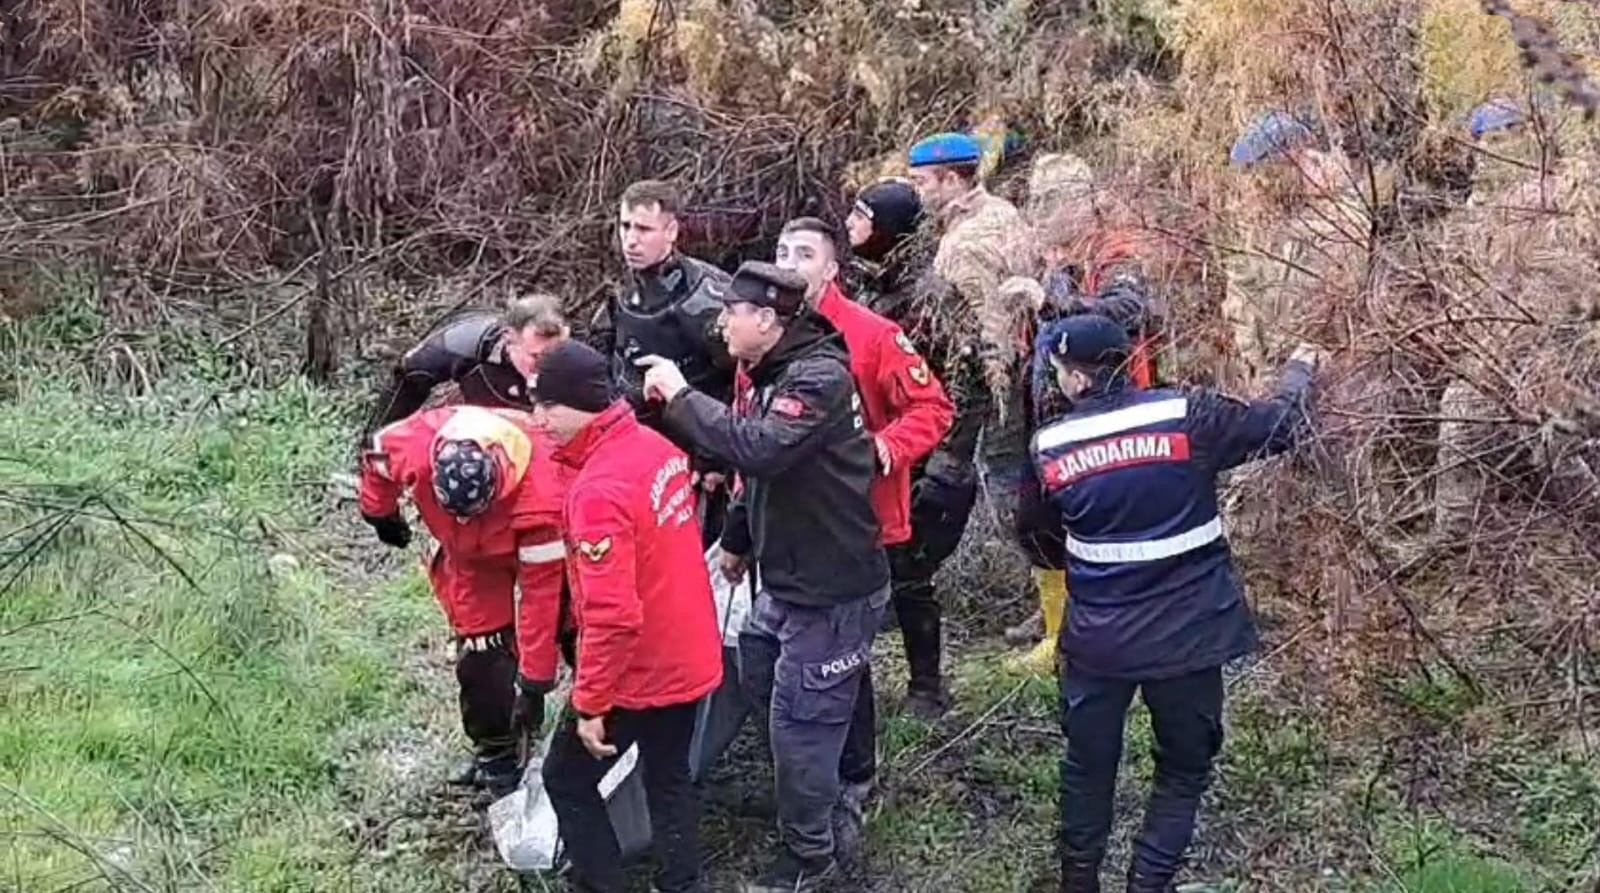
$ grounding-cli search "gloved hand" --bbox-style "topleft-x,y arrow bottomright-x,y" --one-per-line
511,677 -> 551,738
362,513 -> 412,549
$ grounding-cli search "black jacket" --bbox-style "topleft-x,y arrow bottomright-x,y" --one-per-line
662,312 -> 890,607
358,309 -> 530,448
848,247 -> 990,490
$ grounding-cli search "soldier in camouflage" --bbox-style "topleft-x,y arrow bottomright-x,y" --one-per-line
906,131 -> 1037,595
1408,98 -> 1595,555
1222,111 -> 1372,387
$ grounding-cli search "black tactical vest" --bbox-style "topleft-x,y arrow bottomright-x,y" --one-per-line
609,255 -> 734,404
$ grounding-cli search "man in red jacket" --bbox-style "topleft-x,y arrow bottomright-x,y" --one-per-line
358,404 -> 570,796
775,217 -> 956,718
530,340 -> 724,893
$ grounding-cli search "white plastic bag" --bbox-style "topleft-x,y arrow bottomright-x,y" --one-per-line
489,695 -> 652,871
705,543 -> 752,648
687,545 -> 755,782
488,725 -> 562,871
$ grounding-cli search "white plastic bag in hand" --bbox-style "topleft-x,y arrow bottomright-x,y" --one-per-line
705,543 -> 752,647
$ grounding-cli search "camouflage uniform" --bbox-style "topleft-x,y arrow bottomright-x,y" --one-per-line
1419,111 -> 1596,544
932,184 -> 1034,533
1221,183 -> 1371,386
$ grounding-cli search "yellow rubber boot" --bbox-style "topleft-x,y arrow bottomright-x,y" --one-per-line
1006,568 -> 1067,675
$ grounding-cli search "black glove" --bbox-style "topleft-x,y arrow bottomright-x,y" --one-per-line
511,677 -> 551,737
362,513 -> 412,549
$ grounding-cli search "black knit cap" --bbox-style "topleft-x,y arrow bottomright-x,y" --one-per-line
722,261 -> 808,317
853,179 -> 925,262
1048,313 -> 1132,369
433,440 -> 497,517
530,340 -> 613,412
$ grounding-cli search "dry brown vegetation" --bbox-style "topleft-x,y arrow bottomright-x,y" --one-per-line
3,0 -> 1600,888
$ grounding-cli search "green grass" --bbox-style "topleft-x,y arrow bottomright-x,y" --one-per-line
0,373 -> 452,892
1378,819 -> 1537,893
4,292 -> 1596,893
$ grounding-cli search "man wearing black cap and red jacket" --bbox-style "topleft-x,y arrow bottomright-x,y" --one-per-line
528,340 -> 724,893
1030,313 -> 1321,893
637,262 -> 890,893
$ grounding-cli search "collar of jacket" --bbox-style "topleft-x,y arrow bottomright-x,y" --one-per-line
940,184 -> 991,229
553,400 -> 636,468
814,280 -> 849,318
628,253 -> 688,305
1074,370 -> 1133,404
747,311 -> 845,387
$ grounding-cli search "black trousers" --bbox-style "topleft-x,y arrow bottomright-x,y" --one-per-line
893,473 -> 979,686
455,626 -> 518,758
1059,665 -> 1225,882
839,475 -> 976,786
543,702 -> 702,893
698,482 -> 730,550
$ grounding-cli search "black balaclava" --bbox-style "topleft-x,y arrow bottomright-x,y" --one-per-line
854,180 -> 926,263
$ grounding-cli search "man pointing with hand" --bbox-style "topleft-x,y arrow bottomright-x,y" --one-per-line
638,261 -> 890,893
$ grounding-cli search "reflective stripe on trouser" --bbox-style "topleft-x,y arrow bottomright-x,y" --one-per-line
1059,665 -> 1224,880
738,585 -> 891,861
1063,517 -> 1223,564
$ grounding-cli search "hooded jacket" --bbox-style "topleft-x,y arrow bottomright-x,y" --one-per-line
662,312 -> 890,606
849,238 -> 991,488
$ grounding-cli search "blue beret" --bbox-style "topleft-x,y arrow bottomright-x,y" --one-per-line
909,132 -> 985,168
1045,314 -> 1131,368
1469,100 -> 1524,138
1229,111 -> 1317,167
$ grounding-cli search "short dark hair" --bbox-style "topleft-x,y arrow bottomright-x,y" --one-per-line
939,163 -> 982,186
620,180 -> 683,217
502,293 -> 567,336
780,216 -> 839,259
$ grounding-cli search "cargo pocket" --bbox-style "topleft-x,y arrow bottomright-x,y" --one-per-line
793,649 -> 867,724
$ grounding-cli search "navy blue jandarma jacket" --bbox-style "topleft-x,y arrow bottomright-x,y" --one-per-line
1029,360 -> 1316,680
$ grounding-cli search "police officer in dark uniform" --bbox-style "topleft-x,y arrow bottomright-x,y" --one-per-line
587,179 -> 736,543
1029,314 -> 1320,893
638,262 -> 890,893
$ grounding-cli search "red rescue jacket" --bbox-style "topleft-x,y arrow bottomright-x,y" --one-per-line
1077,228 -> 1158,389
553,402 -> 724,717
815,282 -> 955,545
358,405 -> 571,688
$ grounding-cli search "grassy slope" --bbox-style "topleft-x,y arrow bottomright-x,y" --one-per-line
1,316 -> 1593,892
0,368 -> 508,892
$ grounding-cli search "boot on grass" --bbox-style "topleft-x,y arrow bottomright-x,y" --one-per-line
1004,568 -> 1066,676
1060,858 -> 1102,893
896,593 -> 951,720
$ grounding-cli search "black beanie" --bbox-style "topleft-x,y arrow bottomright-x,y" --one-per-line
531,340 -> 612,412
854,180 -> 925,262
